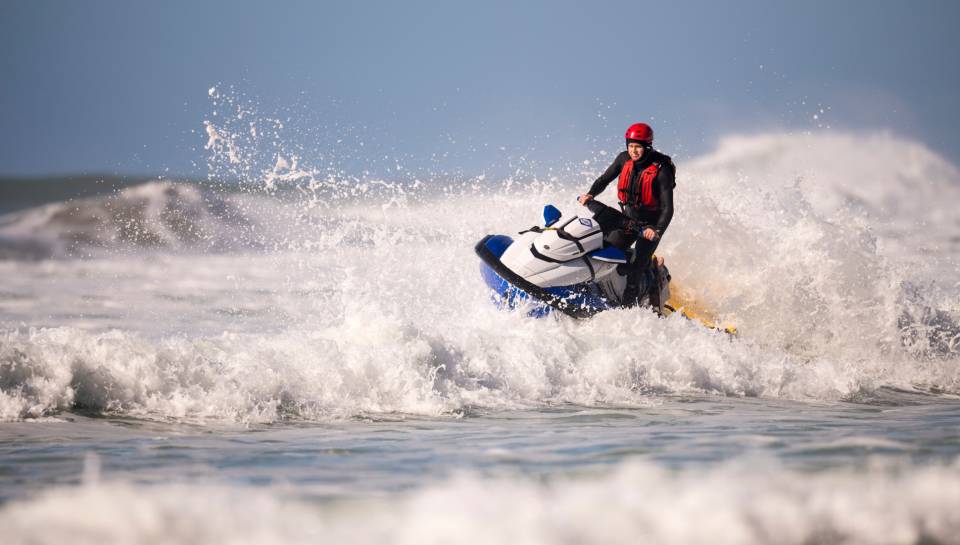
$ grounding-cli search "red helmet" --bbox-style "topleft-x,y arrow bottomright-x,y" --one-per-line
625,123 -> 654,146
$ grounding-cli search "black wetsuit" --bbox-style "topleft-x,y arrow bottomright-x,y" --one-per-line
584,149 -> 676,304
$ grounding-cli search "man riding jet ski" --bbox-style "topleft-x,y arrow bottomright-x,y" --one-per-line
475,122 -> 735,333
476,122 -> 674,318
578,122 -> 676,307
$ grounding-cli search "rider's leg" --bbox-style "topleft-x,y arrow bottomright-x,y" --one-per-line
622,236 -> 661,308
585,200 -> 626,234
585,201 -> 637,251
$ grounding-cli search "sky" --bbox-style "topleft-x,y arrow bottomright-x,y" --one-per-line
1,0 -> 959,179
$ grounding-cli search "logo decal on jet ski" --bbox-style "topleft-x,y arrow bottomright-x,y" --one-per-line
579,218 -> 593,227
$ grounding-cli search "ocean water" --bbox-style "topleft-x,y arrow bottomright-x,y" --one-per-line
1,129 -> 960,544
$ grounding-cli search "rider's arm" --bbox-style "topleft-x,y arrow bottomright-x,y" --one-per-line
586,152 -> 628,197
653,161 -> 676,236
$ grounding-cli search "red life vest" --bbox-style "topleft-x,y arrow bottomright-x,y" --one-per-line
617,160 -> 660,209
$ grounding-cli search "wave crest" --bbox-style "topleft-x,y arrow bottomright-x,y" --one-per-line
3,315 -> 959,423
0,181 -> 261,259
2,459 -> 960,545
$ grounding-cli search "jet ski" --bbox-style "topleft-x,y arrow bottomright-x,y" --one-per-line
475,204 -> 737,333
475,204 -> 668,318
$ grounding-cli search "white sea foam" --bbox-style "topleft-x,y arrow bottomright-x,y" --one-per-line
2,459 -> 959,545
687,131 -> 960,252
1,300 -> 957,422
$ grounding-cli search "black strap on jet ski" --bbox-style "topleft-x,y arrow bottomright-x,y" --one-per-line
554,227 -> 585,253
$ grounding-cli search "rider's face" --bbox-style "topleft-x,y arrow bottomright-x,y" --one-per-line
627,142 -> 645,161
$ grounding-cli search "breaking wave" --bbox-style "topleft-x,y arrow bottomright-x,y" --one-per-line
2,309 -> 958,422
0,180 -> 267,259
2,458 -> 959,545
